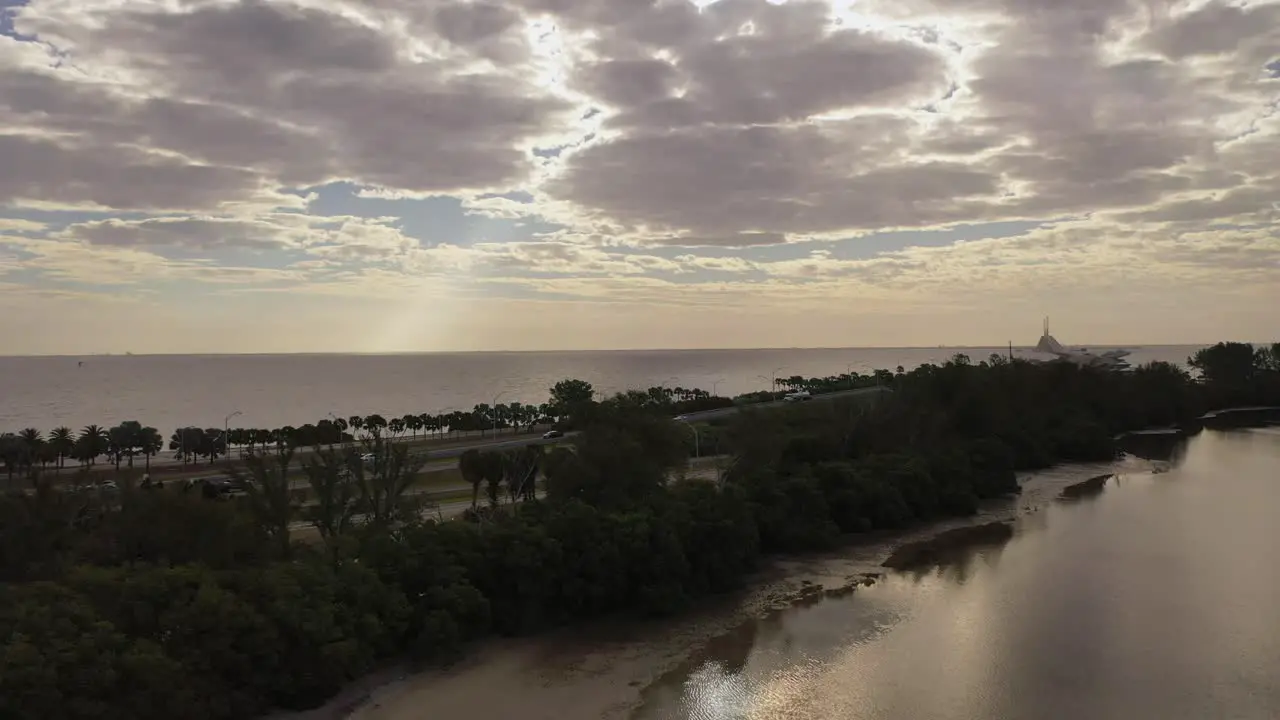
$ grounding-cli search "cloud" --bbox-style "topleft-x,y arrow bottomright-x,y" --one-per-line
568,1 -> 948,130
533,0 -> 1279,247
0,0 -> 1277,351
55,216 -> 312,251
4,0 -> 576,210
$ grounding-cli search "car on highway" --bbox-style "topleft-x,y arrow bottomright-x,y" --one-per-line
542,429 -> 564,439
783,390 -> 813,402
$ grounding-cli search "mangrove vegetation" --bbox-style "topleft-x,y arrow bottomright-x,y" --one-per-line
2,341 -> 1279,719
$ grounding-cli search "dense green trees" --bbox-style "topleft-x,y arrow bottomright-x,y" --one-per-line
3,346 -> 1279,719
0,380 -> 739,482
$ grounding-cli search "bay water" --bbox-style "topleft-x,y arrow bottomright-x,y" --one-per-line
0,345 -> 1199,434
633,428 -> 1280,720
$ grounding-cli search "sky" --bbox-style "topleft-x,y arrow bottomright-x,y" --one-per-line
0,0 -> 1277,354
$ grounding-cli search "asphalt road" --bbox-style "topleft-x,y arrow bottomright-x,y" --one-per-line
673,385 -> 891,423
417,432 -> 578,460
142,428 -> 556,471
174,434 -> 578,489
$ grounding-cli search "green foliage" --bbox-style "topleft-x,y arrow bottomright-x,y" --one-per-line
1189,342 -> 1261,385
548,378 -> 596,426
2,345 -> 1278,718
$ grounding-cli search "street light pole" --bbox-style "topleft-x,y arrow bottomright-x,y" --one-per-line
224,410 -> 242,462
757,366 -> 785,399
678,418 -> 700,458
711,378 -> 726,397
492,391 -> 508,437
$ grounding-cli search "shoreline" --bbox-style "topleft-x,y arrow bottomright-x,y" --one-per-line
273,457 -> 1145,720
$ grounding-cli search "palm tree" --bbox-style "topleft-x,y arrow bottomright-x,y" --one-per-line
274,426 -> 297,453
403,414 -> 422,440
362,414 -> 387,438
77,425 -> 109,467
35,443 -> 57,474
18,428 -> 43,476
429,413 -> 445,438
107,425 -> 129,470
252,428 -> 272,453
48,427 -> 73,471
18,428 -> 43,454
472,404 -> 492,438
388,417 -> 406,439
459,448 -> 485,511
169,427 -> 202,464
139,427 -> 163,470
0,433 -> 26,486
347,416 -> 365,437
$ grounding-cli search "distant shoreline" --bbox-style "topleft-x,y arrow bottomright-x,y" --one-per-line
0,343 -> 1210,360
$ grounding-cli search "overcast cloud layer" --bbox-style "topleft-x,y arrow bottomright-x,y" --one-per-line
1,0 -> 1277,354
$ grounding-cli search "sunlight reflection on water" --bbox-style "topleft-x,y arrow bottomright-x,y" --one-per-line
636,430 -> 1280,720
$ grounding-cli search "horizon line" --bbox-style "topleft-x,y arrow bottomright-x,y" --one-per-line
0,342 -> 1221,360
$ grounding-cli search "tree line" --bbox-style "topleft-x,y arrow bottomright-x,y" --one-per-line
2,342 -> 1278,719
0,373 -> 842,483
0,381 -> 727,482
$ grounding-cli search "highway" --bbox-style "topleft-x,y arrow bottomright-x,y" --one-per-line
164,434 -> 578,490
61,389 -> 888,494
416,432 -> 577,460
673,386 -> 891,423
136,427 -> 558,473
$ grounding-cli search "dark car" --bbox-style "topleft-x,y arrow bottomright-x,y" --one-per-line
542,429 -> 564,439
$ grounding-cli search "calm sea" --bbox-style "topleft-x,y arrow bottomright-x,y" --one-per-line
0,345 -> 1201,434
634,428 -> 1280,720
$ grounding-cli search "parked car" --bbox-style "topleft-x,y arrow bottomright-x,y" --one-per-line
542,429 -> 564,439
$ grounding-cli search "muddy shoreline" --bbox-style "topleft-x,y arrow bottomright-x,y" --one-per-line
1060,472 -> 1112,499
273,459 -> 1144,720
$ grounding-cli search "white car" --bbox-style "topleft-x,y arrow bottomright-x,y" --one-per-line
783,391 -> 812,402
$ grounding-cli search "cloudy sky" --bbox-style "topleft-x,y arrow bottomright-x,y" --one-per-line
1,0 -> 1276,354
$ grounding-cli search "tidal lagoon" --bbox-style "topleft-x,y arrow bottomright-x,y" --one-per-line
633,428 -> 1280,720
347,428 -> 1280,720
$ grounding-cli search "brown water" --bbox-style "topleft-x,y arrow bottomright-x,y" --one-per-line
633,428 -> 1280,720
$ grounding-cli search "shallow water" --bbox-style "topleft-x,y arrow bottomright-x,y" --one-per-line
633,429 -> 1280,720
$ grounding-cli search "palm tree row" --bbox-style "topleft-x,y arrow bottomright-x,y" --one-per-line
0,383 -> 734,481
0,421 -> 166,483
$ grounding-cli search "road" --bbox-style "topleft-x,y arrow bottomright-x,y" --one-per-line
416,432 -> 578,460
138,427 -> 558,472
288,454 -> 729,538
673,386 -> 891,423
58,388 -> 886,493
180,436 -> 579,491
